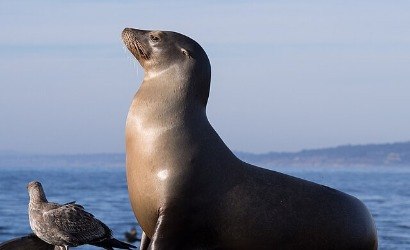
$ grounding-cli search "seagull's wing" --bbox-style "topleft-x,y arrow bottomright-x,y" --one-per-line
43,204 -> 112,246
63,201 -> 85,209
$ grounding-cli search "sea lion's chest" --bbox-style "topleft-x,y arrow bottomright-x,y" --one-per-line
125,112 -> 165,234
125,93 -> 203,236
125,103 -> 187,236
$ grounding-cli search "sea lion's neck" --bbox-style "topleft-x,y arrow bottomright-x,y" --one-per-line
133,69 -> 207,124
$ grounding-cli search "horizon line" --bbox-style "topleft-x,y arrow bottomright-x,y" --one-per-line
2,140 -> 409,156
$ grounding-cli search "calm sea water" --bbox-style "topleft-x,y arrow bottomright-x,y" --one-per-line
0,165 -> 409,249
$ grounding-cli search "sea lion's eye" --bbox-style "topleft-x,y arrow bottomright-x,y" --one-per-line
149,34 -> 160,42
181,48 -> 192,58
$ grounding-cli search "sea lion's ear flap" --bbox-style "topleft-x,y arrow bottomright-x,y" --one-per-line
181,48 -> 193,59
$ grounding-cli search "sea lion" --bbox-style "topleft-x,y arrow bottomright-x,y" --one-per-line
122,28 -> 378,250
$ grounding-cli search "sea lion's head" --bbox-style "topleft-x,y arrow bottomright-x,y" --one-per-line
122,28 -> 211,105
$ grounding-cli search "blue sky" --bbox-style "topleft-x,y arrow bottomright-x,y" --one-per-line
1,1 -> 409,154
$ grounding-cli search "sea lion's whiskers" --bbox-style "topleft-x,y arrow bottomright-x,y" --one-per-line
136,63 -> 140,77
122,43 -> 140,71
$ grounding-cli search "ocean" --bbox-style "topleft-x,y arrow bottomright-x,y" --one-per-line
0,165 -> 409,249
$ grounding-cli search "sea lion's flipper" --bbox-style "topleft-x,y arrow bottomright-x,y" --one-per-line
139,232 -> 150,250
0,234 -> 55,250
149,211 -> 185,249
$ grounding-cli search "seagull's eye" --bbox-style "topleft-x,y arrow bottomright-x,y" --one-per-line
149,34 -> 160,42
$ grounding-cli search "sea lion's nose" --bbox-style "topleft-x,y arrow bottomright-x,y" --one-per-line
122,28 -> 147,41
122,28 -> 132,37
122,27 -> 135,34
122,28 -> 148,36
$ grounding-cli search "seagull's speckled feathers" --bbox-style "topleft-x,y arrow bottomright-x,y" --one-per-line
42,203 -> 111,246
27,181 -> 136,250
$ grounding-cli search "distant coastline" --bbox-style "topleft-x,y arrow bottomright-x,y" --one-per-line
236,141 -> 410,167
1,141 -> 409,168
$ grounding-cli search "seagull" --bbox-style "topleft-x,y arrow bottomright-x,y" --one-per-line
124,226 -> 140,243
27,181 -> 136,250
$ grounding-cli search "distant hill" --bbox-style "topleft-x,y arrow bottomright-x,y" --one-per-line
236,141 -> 410,167
1,141 -> 409,168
